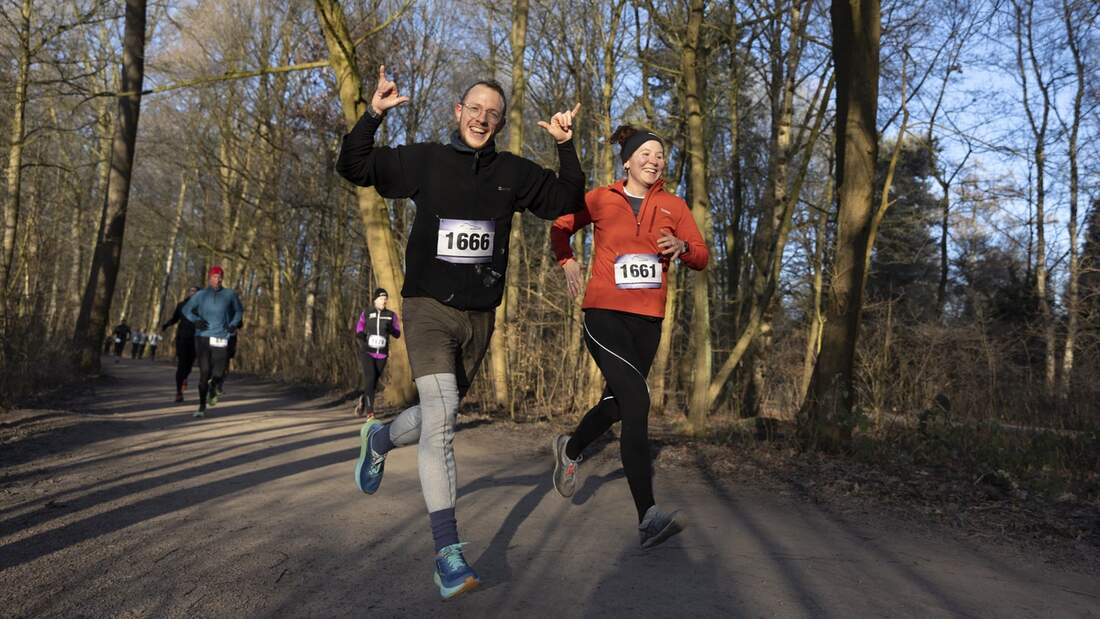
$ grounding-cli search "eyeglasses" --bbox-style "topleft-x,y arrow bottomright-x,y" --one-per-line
461,103 -> 502,125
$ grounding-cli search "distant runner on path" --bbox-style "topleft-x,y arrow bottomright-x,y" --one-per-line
146,330 -> 161,360
129,329 -> 144,359
162,286 -> 199,403
354,288 -> 401,419
182,267 -> 244,418
111,321 -> 131,362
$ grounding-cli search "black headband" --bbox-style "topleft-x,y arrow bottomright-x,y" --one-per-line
620,131 -> 663,163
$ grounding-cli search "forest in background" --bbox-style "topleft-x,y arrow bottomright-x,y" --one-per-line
1,0 -> 1097,485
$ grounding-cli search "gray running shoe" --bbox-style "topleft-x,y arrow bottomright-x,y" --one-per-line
552,434 -> 581,497
193,405 -> 206,419
639,506 -> 684,549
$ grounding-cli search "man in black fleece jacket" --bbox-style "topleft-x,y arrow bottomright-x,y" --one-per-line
338,65 -> 584,600
162,286 -> 199,402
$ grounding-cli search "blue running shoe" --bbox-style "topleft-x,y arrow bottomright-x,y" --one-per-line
354,419 -> 386,494
433,543 -> 479,600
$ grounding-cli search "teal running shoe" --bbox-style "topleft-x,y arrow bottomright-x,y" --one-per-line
433,543 -> 479,600
354,419 -> 386,494
193,404 -> 206,419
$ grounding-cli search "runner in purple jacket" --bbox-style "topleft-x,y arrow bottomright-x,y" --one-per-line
354,288 -> 401,418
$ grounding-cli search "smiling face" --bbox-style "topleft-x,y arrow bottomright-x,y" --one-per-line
624,140 -> 666,189
374,295 -> 387,311
453,84 -> 504,150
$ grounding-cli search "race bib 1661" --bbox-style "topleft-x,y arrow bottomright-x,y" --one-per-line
614,253 -> 662,289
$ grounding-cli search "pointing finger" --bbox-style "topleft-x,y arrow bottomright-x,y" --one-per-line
378,65 -> 386,81
571,102 -> 581,117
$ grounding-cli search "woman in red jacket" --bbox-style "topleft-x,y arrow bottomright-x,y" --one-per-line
549,124 -> 709,549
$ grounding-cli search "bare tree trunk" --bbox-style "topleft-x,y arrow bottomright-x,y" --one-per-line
650,266 -> 679,412
271,256 -> 284,333
117,246 -> 144,324
726,10 -> 746,316
682,0 -> 713,432
315,0 -> 415,405
799,0 -> 880,450
1,0 -> 32,312
632,2 -> 657,127
743,0 -> 812,418
153,176 -> 187,328
1059,0 -> 1084,399
707,72 -> 834,408
1013,0 -> 1055,395
800,174 -> 831,401
73,0 -> 148,371
490,0 -> 530,414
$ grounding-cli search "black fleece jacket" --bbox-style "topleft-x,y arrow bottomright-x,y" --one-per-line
161,300 -> 195,340
336,111 -> 585,311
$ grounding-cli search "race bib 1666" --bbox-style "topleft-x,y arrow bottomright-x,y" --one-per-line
437,219 -> 495,264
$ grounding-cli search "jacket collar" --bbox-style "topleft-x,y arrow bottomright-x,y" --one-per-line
609,177 -> 666,198
448,130 -> 497,156
449,130 -> 498,173
609,178 -> 666,233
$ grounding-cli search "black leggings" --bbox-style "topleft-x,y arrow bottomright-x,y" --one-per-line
175,337 -> 196,393
358,348 -> 388,411
566,308 -> 662,522
196,336 -> 228,406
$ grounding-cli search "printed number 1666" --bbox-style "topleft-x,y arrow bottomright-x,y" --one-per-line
444,232 -> 492,252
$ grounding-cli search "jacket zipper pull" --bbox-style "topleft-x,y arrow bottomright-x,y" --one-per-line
473,151 -> 479,174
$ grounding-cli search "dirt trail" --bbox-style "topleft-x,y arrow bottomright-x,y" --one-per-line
1,358 -> 1097,617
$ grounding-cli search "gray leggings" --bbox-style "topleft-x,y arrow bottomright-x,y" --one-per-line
387,373 -> 460,512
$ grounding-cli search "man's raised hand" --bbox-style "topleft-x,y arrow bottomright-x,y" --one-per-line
370,65 -> 409,116
537,103 -> 581,144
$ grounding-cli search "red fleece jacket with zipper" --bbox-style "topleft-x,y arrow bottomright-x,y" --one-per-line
551,178 -> 709,318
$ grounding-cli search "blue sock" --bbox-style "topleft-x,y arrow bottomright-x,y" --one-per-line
370,423 -> 395,455
429,508 -> 459,553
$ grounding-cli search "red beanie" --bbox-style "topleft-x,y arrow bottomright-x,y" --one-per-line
209,265 -> 224,276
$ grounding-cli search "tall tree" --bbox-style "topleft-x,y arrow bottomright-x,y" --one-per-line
72,0 -> 148,371
681,0 -> 714,432
799,0 -> 880,449
1013,0 -> 1056,395
489,0 -> 530,413
1,0 -> 32,313
314,0 -> 416,405
1057,0 -> 1089,398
